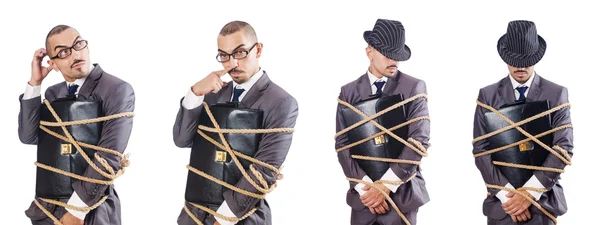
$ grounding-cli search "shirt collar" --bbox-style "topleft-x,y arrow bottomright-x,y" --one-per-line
508,71 -> 535,89
233,68 -> 264,91
367,69 -> 388,84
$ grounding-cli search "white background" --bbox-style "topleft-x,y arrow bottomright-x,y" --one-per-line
0,0 -> 598,224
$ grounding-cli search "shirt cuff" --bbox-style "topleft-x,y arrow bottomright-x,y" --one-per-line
215,200 -> 238,225
182,88 -> 205,110
380,168 -> 402,193
65,191 -> 89,220
23,82 -> 41,100
354,175 -> 373,196
523,176 -> 545,201
495,182 -> 514,204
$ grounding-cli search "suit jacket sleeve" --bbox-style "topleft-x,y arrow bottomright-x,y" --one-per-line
173,96 -> 206,148
18,94 -> 42,145
390,80 -> 430,181
72,82 -> 135,205
534,87 -> 573,190
473,88 -> 511,197
223,96 -> 298,217
335,90 -> 369,188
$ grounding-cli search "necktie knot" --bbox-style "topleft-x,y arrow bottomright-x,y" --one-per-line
516,86 -> 528,101
67,84 -> 79,96
374,80 -> 386,96
232,87 -> 245,103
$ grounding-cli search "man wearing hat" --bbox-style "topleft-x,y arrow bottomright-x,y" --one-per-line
471,20 -> 573,225
335,18 -> 430,225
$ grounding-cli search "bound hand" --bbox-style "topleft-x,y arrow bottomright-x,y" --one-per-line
30,48 -> 52,86
503,190 -> 533,216
510,208 -> 532,222
57,212 -> 84,225
360,183 -> 390,208
368,201 -> 390,214
191,65 -> 234,96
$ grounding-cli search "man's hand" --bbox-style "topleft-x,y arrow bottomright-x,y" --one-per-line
368,201 -> 390,215
191,65 -> 234,96
510,208 -> 532,222
57,212 -> 84,225
503,190 -> 533,216
360,183 -> 391,208
213,221 -> 221,225
30,48 -> 52,86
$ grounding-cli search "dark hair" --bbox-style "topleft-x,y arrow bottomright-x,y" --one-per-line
219,21 -> 257,43
45,25 -> 74,54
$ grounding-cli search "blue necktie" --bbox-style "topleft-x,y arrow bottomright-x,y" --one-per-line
67,84 -> 79,96
374,80 -> 386,96
516,86 -> 528,101
232,87 -> 245,103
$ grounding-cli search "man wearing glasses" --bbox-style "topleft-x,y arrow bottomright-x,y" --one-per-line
173,20 -> 298,225
18,25 -> 135,225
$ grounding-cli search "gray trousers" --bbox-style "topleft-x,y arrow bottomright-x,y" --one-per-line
487,213 -> 554,225
351,207 -> 418,225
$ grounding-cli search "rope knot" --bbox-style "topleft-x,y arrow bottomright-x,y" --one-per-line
121,153 -> 131,168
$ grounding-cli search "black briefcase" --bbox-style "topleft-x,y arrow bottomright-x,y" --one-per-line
483,100 -> 552,188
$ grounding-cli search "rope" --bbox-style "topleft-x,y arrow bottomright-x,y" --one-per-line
334,94 -> 429,225
184,102 -> 295,224
472,100 -> 573,224
33,99 -> 134,225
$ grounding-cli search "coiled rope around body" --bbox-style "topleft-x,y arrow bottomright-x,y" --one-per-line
184,102 -> 295,224
34,99 -> 134,225
472,100 -> 572,224
334,93 -> 429,225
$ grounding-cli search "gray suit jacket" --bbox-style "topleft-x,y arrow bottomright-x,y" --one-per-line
173,71 -> 298,225
472,74 -> 572,220
18,64 -> 135,225
335,71 -> 431,213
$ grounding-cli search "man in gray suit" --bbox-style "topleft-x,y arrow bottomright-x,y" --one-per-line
472,20 -> 573,225
335,19 -> 430,225
18,25 -> 135,225
172,20 -> 298,225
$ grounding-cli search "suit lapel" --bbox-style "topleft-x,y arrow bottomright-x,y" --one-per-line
383,71 -> 401,96
240,71 -> 270,107
526,74 -> 542,101
497,76 -> 516,105
77,64 -> 103,100
357,74 -> 373,101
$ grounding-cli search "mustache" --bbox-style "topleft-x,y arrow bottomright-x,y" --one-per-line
514,70 -> 528,73
228,68 -> 244,73
71,59 -> 85,68
387,65 -> 397,69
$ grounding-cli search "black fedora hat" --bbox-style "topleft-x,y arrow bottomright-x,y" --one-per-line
364,19 -> 411,61
497,20 -> 547,68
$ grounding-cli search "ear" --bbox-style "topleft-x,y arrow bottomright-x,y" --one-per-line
255,43 -> 263,58
366,46 -> 373,61
48,59 -> 59,72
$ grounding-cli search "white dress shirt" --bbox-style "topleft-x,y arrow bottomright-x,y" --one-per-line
495,72 -> 545,203
182,68 -> 264,225
353,70 -> 404,196
22,65 -> 93,220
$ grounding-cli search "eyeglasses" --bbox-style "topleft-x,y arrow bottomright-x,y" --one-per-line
51,40 -> 88,59
216,43 -> 258,63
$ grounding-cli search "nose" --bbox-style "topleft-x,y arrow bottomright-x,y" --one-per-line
70,49 -> 82,60
227,58 -> 238,69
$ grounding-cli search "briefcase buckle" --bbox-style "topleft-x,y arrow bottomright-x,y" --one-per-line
215,151 -> 227,162
61,144 -> 72,155
519,142 -> 533,152
374,135 -> 387,145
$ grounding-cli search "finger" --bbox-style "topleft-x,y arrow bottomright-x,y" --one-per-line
369,207 -> 376,215
383,201 -> 390,211
511,215 -> 517,223
215,65 -> 234,77
525,209 -> 531,219
519,213 -> 528,222
362,185 -> 370,191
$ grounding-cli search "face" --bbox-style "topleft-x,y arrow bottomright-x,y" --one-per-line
366,46 -> 399,78
508,65 -> 535,84
47,28 -> 91,81
217,30 -> 262,84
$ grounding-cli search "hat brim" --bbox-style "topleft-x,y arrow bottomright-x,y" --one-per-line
497,34 -> 546,68
364,31 -> 411,61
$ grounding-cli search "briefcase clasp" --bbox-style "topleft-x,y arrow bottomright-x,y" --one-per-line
215,151 -> 227,162
519,141 -> 534,152
61,144 -> 72,155
374,135 -> 387,145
